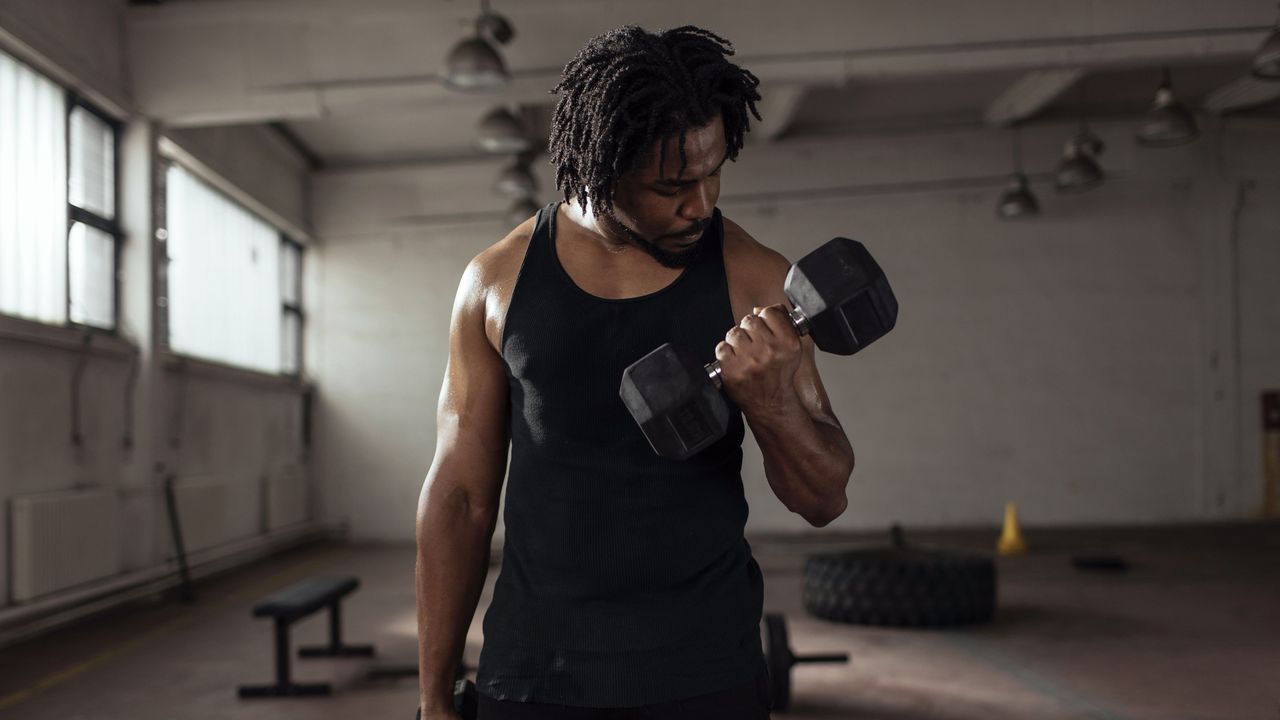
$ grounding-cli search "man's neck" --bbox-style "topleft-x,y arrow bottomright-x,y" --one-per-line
561,197 -> 633,255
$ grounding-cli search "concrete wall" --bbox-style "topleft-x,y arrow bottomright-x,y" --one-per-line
0,6 -> 314,618
0,0 -> 129,114
1238,180 -> 1280,515
310,117 -> 1280,540
1224,125 -> 1280,519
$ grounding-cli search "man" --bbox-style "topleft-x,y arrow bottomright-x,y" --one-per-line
417,25 -> 854,720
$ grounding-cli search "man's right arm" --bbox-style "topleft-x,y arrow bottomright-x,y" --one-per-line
416,256 -> 510,717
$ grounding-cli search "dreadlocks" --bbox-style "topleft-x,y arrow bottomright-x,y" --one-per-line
548,25 -> 762,217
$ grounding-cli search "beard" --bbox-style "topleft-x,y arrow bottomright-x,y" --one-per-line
602,208 -> 709,269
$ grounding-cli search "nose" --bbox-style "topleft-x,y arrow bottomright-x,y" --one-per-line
680,181 -> 712,221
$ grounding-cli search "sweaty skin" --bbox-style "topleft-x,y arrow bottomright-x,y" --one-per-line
415,115 -> 854,718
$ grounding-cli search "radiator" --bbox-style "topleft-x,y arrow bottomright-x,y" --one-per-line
170,475 -> 230,554
265,464 -> 309,532
10,489 -> 122,603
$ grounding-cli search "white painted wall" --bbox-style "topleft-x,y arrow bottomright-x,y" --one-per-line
0,5 -> 315,615
310,117 -> 1280,540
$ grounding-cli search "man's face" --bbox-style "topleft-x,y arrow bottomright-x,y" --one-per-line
605,114 -> 728,269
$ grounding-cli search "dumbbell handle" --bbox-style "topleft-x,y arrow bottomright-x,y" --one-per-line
704,306 -> 812,389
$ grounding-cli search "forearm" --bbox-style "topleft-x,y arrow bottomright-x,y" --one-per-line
745,392 -> 854,527
416,480 -> 497,712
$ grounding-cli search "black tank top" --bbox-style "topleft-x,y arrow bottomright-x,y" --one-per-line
475,202 -> 766,707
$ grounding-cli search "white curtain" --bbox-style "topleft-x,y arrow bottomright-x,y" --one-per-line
0,51 -> 67,324
166,163 -> 282,374
68,222 -> 115,328
69,106 -> 114,220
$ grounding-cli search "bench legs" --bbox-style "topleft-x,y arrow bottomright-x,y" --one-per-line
238,618 -> 331,698
298,600 -> 376,658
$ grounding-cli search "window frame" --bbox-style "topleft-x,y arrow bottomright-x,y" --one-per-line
0,50 -> 122,333
158,157 -> 307,378
281,235 -> 305,378
64,90 -> 123,333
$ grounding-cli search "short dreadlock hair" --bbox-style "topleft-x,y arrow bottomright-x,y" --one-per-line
548,25 -> 762,217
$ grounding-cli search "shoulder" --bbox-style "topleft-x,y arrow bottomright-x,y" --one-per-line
467,215 -> 535,293
721,214 -> 791,304
458,212 -> 532,302
459,214 -> 537,349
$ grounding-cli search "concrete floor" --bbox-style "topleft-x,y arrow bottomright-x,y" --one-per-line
0,523 -> 1277,720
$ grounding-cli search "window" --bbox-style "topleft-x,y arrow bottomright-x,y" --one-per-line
164,162 -> 304,375
280,239 -> 304,375
0,51 -> 67,324
68,105 -> 120,329
0,49 -> 119,330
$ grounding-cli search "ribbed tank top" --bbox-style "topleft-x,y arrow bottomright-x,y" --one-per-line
475,202 -> 766,707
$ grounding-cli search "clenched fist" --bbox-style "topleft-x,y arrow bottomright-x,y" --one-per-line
714,304 -> 802,416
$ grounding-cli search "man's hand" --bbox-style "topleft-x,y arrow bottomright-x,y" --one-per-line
714,304 -> 803,416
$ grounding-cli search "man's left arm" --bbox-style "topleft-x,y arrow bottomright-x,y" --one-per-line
715,256 -> 854,528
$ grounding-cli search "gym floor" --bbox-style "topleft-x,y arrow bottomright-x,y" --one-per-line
1,524 -> 1276,720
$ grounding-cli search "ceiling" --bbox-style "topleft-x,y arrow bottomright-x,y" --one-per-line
122,0 -> 1280,169
791,59 -> 1275,137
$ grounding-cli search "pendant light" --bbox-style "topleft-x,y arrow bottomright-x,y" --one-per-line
494,154 -> 537,197
1055,81 -> 1105,193
1136,67 -> 1199,147
443,0 -> 515,91
476,106 -> 531,154
1054,137 -> 1105,193
997,128 -> 1040,220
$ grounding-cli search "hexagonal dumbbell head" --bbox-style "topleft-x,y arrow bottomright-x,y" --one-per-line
784,237 -> 898,356
619,343 -> 731,460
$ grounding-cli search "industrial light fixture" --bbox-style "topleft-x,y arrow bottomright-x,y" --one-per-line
1074,122 -> 1105,158
1055,82 -> 1105,193
506,197 -> 540,226
1054,136 -> 1105,193
443,0 -> 515,91
1136,67 -> 1199,147
997,128 -> 1039,220
1252,4 -> 1280,80
494,154 -> 537,197
476,106 -> 531,154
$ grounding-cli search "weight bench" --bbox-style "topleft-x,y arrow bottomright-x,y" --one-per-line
238,576 -> 375,698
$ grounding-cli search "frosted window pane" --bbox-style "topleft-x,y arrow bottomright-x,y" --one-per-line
68,222 -> 115,329
69,106 -> 115,220
166,164 -> 283,373
0,51 -> 68,324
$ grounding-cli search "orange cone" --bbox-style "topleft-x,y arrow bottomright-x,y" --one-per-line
997,501 -> 1028,556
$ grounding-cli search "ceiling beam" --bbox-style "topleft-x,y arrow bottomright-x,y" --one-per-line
983,68 -> 1084,127
1204,75 -> 1280,114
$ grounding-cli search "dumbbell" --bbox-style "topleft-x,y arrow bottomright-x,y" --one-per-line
619,237 -> 897,460
762,612 -> 850,711
414,678 -> 478,720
